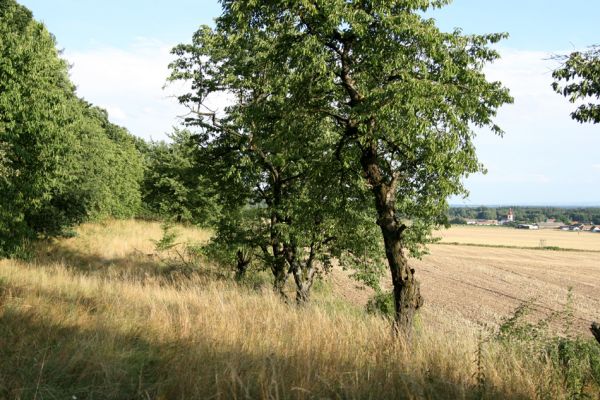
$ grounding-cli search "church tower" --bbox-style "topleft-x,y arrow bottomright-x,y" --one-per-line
507,208 -> 514,222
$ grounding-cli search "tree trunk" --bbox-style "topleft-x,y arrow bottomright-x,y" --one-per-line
285,241 -> 317,305
271,253 -> 289,299
295,283 -> 311,303
591,322 -> 600,345
235,248 -> 251,281
360,142 -> 423,335
380,223 -> 423,334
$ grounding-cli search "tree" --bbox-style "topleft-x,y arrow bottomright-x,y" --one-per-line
552,46 -> 600,124
141,129 -> 219,225
169,24 -> 384,302
213,0 -> 512,332
0,0 -> 81,252
477,208 -> 497,220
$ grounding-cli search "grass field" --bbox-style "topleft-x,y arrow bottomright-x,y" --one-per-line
0,221 -> 598,399
436,225 -> 600,251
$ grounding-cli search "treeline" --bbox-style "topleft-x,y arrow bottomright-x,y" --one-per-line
0,0 -> 213,256
448,206 -> 600,225
0,1 -> 145,255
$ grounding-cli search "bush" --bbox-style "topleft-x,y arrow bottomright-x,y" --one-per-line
366,290 -> 395,319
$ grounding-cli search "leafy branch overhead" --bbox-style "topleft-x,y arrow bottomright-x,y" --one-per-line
552,45 -> 600,124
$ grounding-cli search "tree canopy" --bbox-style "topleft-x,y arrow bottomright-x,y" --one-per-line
169,20 -> 384,302
140,129 -> 220,225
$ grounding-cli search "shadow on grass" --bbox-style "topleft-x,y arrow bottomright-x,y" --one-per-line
0,306 -> 531,400
31,240 -> 230,283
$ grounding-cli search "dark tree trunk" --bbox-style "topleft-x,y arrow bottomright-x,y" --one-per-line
235,248 -> 251,281
285,241 -> 317,305
272,255 -> 288,298
271,229 -> 288,299
360,142 -> 423,335
269,170 -> 290,299
591,322 -> 600,345
380,222 -> 423,334
260,243 -> 289,298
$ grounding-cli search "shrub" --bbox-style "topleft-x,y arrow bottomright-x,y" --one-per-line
366,290 -> 395,319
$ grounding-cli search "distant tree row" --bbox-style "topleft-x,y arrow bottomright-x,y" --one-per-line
448,207 -> 600,225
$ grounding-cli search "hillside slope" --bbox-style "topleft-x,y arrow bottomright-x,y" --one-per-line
0,220 -> 598,399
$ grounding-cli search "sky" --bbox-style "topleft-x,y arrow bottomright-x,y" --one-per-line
17,0 -> 600,206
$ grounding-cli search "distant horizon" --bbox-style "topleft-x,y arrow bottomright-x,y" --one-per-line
449,203 -> 600,208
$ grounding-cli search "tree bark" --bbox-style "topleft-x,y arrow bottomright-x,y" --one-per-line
380,223 -> 423,334
285,241 -> 317,305
235,248 -> 251,281
360,142 -> 423,335
271,249 -> 288,299
591,322 -> 600,345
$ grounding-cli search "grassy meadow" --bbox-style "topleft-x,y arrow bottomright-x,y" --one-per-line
0,220 -> 599,399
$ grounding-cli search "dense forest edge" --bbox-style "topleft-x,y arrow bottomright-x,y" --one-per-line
1,0 -> 600,398
0,1 -> 217,258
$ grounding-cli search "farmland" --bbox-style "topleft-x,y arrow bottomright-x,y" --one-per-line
436,225 -> 600,251
329,226 -> 600,336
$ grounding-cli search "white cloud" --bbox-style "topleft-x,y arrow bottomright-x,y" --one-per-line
65,38 -> 189,140
66,38 -> 234,141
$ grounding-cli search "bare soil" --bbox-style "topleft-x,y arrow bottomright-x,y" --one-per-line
331,231 -> 600,336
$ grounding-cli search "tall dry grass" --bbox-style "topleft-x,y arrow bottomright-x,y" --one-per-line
0,220 -> 597,399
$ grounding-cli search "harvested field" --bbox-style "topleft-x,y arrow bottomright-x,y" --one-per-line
436,225 -> 600,251
332,227 -> 600,336
414,244 -> 600,335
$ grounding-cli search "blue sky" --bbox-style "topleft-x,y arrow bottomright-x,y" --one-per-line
18,0 -> 600,206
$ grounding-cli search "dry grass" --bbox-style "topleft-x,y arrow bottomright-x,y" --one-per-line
0,220 -> 598,399
437,225 -> 600,251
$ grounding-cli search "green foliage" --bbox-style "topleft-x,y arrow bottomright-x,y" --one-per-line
169,17 -> 385,295
170,0 -> 510,308
366,290 -> 395,319
0,0 -> 144,256
449,206 -> 600,225
153,223 -> 180,252
0,0 -> 79,252
213,0 -> 511,257
552,45 -> 600,124
141,129 -> 219,225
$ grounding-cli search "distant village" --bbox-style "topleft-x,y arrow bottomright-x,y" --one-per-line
463,208 -> 600,232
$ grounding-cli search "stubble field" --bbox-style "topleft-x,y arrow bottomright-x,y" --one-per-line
420,226 -> 599,334
436,225 -> 600,251
332,225 -> 600,335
